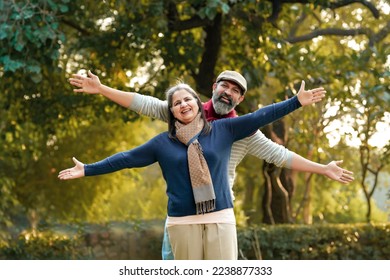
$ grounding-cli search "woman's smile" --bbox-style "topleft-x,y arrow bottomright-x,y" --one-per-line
171,89 -> 200,124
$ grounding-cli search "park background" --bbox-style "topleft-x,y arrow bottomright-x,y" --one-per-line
0,0 -> 389,259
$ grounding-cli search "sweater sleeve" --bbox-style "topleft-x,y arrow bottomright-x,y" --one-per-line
228,95 -> 302,141
129,93 -> 169,122
84,141 -> 158,176
247,130 -> 293,168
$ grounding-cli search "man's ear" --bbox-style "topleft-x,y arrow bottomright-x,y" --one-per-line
212,83 -> 217,91
238,95 -> 245,103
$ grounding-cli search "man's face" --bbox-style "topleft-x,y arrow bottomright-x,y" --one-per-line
212,80 -> 245,115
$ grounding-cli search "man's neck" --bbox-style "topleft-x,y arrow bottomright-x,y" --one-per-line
203,99 -> 237,121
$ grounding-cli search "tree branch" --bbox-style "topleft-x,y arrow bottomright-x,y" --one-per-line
287,19 -> 390,45
327,0 -> 380,18
266,0 -> 380,22
268,0 -> 283,23
168,16 -> 212,31
166,1 -> 212,31
370,19 -> 390,45
61,18 -> 91,36
286,27 -> 370,43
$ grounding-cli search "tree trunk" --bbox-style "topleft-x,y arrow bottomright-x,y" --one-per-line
261,119 -> 295,224
302,175 -> 313,224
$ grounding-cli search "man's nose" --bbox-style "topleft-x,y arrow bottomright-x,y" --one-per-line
224,88 -> 233,96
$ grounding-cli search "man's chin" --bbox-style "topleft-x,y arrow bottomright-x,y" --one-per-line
214,103 -> 234,115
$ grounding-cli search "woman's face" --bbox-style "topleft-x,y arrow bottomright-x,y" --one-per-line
170,89 -> 200,124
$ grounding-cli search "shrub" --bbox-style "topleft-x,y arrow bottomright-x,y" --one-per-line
0,230 -> 85,260
237,223 -> 390,260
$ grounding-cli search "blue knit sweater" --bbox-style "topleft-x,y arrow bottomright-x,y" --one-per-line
85,96 -> 301,217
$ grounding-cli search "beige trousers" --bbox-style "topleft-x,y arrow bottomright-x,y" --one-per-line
167,223 -> 237,260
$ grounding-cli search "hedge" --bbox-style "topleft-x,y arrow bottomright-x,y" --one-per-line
1,222 -> 388,260
237,223 -> 390,260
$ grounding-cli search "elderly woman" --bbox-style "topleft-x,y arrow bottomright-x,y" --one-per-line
58,83 -> 354,260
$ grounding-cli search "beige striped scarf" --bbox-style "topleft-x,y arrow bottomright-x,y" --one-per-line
175,113 -> 216,214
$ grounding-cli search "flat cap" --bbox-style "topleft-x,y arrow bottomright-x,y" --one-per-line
216,70 -> 247,94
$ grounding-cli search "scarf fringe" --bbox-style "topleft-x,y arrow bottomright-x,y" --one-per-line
196,199 -> 216,215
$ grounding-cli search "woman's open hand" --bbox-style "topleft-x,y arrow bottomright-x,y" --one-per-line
58,157 -> 85,180
297,80 -> 326,106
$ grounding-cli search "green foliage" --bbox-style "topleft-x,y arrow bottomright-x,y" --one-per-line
0,0 -> 70,82
0,230 -> 84,260
36,116 -> 167,223
0,0 -> 389,229
237,223 -> 390,260
0,178 -> 18,230
234,155 -> 266,225
3,222 -> 388,260
196,0 -> 232,20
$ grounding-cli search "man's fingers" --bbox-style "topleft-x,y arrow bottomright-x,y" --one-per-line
340,176 -> 354,184
72,74 -> 85,79
88,70 -> 95,78
69,79 -> 82,86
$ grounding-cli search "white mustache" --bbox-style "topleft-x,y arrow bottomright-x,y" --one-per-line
218,92 -> 232,105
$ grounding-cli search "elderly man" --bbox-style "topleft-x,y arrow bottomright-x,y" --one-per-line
68,70 -> 353,259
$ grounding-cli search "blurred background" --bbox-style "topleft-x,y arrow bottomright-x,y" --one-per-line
0,0 -> 389,259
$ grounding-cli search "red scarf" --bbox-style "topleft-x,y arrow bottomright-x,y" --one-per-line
202,100 -> 238,121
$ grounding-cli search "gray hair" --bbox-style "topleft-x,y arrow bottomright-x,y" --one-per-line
165,82 -> 211,139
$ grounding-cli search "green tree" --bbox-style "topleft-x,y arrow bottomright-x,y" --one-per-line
1,0 -> 389,227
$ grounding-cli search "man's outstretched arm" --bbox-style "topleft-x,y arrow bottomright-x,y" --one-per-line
69,71 -> 326,120
69,70 -> 168,120
69,70 -> 136,108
